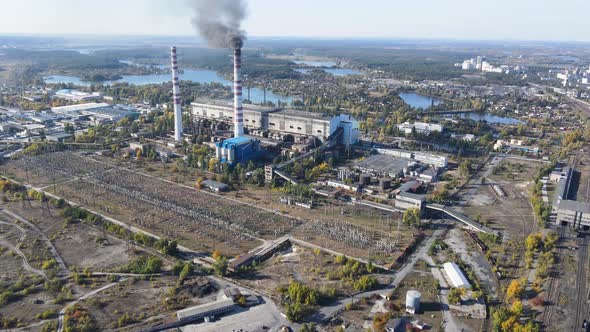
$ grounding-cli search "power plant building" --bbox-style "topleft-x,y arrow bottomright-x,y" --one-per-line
216,136 -> 261,165
191,101 -> 359,146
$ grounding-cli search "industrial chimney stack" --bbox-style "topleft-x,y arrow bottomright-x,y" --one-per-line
233,47 -> 244,137
170,46 -> 183,142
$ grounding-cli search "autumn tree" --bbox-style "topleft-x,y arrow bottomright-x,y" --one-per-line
506,279 -> 524,302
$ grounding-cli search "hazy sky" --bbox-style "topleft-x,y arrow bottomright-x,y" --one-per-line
0,0 -> 588,41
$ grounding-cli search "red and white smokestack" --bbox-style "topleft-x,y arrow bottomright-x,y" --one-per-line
233,47 -> 244,137
170,46 -> 183,142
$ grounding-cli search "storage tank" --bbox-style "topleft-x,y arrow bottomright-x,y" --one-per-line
359,174 -> 371,186
379,178 -> 392,190
405,290 -> 421,314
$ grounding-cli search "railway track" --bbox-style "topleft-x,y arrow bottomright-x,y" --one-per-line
540,225 -> 566,326
572,234 -> 589,331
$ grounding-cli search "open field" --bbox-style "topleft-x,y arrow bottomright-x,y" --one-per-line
239,245 -> 393,303
0,197 -> 154,272
459,158 -> 540,236
0,192 -> 173,329
75,276 -> 219,331
386,268 -> 443,331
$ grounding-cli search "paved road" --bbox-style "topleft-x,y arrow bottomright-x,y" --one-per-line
57,278 -> 127,332
0,220 -> 48,280
1,208 -> 69,276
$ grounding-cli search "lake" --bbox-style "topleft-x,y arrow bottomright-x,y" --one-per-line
44,69 -> 297,105
294,68 -> 361,76
399,92 -> 443,109
398,92 -> 523,124
449,112 -> 524,125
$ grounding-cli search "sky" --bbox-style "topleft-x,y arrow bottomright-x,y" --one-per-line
0,0 -> 589,42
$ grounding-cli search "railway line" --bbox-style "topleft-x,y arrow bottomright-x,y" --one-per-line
572,234 -> 589,331
540,225 -> 566,326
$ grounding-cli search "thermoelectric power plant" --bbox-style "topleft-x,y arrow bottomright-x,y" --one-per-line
210,39 -> 359,166
215,40 -> 261,165
170,46 -> 183,142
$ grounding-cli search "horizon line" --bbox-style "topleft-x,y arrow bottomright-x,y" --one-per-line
1,32 -> 590,45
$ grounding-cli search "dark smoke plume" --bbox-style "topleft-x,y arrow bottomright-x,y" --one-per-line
190,0 -> 247,49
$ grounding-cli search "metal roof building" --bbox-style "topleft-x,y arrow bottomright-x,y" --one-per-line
176,299 -> 236,322
443,262 -> 471,288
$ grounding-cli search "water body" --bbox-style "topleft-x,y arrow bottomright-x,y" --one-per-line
449,112 -> 524,125
293,60 -> 338,67
398,92 -> 523,124
294,68 -> 361,76
399,92 -> 443,109
44,69 -> 296,105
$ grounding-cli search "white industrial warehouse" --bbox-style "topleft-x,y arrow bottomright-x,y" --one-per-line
443,262 -> 471,288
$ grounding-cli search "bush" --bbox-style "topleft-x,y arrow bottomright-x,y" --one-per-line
119,256 -> 162,274
353,276 -> 378,292
177,263 -> 193,285
154,239 -> 178,256
41,259 -> 56,270
448,288 -> 462,305
335,254 -> 347,265
35,309 -> 57,319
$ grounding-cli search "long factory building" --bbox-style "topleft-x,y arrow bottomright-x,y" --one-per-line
553,166 -> 590,229
191,100 -> 359,146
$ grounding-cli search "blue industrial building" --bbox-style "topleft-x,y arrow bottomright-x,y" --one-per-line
215,136 -> 261,166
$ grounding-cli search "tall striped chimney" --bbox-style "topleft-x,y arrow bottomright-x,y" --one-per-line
233,47 -> 244,137
170,46 -> 183,142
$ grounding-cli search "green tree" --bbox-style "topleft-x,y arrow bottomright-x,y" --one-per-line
402,208 -> 421,227
448,288 -> 462,305
459,160 -> 473,178
212,256 -> 228,276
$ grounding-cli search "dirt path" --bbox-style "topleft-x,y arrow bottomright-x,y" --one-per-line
1,208 -> 69,277
0,220 -> 48,280
57,278 -> 128,332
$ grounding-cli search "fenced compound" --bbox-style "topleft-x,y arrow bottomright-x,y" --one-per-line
4,152 -> 304,256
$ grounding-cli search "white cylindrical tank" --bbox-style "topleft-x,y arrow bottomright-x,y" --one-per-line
405,290 -> 421,314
